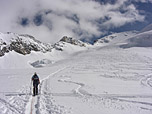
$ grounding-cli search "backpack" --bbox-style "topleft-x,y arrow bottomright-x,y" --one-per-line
32,74 -> 40,85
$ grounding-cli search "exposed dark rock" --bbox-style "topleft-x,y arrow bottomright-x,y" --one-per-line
0,50 -> 4,56
3,42 -> 6,45
60,36 -> 86,47
0,32 -> 53,56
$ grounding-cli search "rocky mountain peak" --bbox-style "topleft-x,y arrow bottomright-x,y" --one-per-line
0,33 -> 90,57
0,32 -> 53,56
60,36 -> 86,47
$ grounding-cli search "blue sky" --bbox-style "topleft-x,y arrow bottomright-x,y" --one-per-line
0,0 -> 152,43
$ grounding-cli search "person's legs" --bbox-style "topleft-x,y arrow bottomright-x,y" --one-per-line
36,85 -> 38,95
33,87 -> 35,96
33,84 -> 37,96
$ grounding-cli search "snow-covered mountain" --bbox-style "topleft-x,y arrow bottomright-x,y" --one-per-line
53,36 -> 90,51
1,30 -> 152,69
121,30 -> 152,48
140,23 -> 152,33
2,29 -> 152,59
94,31 -> 138,46
0,32 -> 90,68
0,32 -> 53,56
0,32 -> 90,57
94,29 -> 152,49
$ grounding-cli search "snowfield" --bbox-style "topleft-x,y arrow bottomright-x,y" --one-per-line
0,31 -> 152,114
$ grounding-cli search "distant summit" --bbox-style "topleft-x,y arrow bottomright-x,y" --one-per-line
120,30 -> 152,48
60,36 -> 86,47
53,36 -> 90,51
94,31 -> 137,46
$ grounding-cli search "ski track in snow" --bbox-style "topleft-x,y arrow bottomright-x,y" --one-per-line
58,76 -> 152,110
25,67 -> 70,114
0,98 -> 22,114
141,73 -> 152,87
58,78 -> 86,96
53,48 -> 152,113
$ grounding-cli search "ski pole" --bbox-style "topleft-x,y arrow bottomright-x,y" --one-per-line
30,79 -> 32,95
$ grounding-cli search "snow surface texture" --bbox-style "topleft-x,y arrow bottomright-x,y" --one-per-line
120,30 -> 152,48
0,30 -> 152,114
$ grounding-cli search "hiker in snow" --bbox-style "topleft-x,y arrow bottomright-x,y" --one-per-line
32,72 -> 40,96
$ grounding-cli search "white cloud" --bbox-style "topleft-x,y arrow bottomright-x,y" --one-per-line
102,4 -> 145,29
0,0 -> 145,43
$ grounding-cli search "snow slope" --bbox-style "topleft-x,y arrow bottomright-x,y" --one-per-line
0,33 -> 90,69
140,23 -> 152,33
120,30 -> 152,48
0,31 -> 152,114
94,31 -> 138,46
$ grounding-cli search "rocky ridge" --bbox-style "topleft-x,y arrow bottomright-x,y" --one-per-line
0,33 -> 88,57
0,32 -> 53,56
53,36 -> 87,51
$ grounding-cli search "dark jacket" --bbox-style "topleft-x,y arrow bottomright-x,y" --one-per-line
32,74 -> 40,86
